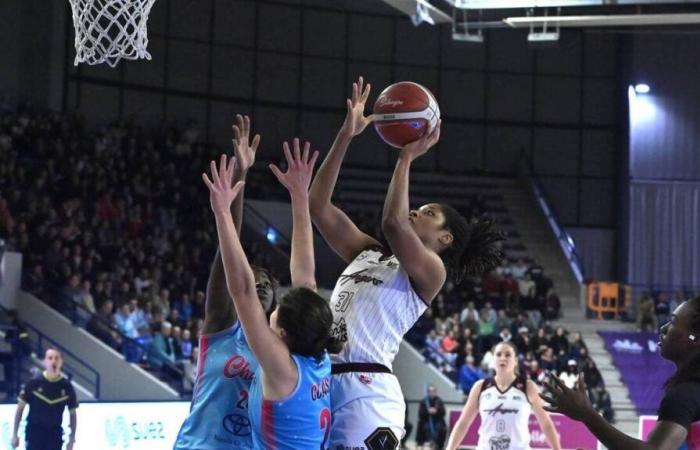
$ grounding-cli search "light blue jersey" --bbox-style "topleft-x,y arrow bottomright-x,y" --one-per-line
249,353 -> 332,450
174,323 -> 257,450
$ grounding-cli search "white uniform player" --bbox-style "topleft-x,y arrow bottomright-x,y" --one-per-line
329,247 -> 427,449
446,342 -> 561,450
476,376 -> 532,450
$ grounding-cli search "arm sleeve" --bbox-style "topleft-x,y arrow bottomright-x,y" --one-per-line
17,379 -> 33,403
657,382 -> 700,430
67,381 -> 79,410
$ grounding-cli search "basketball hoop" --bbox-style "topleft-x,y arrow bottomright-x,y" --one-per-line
68,0 -> 157,68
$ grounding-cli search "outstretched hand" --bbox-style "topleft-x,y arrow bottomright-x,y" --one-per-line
340,75 -> 374,137
539,372 -> 595,422
232,114 -> 261,173
202,154 -> 245,215
269,138 -> 319,197
400,119 -> 441,162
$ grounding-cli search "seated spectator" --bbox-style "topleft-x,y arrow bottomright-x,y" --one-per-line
543,287 -> 561,320
180,329 -> 193,361
525,359 -> 546,385
87,300 -> 122,349
514,326 -> 533,356
172,325 -> 183,360
540,347 -> 556,372
114,301 -> 138,338
568,331 -> 587,359
636,293 -> 658,332
558,359 -> 579,389
148,321 -> 176,369
531,327 -> 550,355
498,327 -> 512,344
460,302 -> 479,334
550,327 -> 570,355
458,356 -> 485,394
441,330 -> 459,354
592,385 -> 614,423
77,280 -> 96,314
582,357 -> 604,389
481,301 -> 497,324
510,258 -> 529,279
518,273 -> 536,308
175,293 -> 193,324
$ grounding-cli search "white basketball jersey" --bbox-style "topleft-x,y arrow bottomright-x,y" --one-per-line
329,247 -> 427,369
477,376 -> 532,450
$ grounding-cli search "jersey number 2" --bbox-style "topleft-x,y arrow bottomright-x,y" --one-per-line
236,389 -> 248,410
319,408 -> 331,449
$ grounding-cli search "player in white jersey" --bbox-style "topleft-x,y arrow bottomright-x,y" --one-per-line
309,76 -> 505,449
446,342 -> 561,450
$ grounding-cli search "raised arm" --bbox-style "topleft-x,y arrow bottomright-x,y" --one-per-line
527,379 -> 561,450
381,122 -> 445,302
541,373 -> 688,450
270,139 -> 319,291
308,76 -> 380,262
202,115 -> 260,335
203,155 -> 297,395
445,379 -> 482,450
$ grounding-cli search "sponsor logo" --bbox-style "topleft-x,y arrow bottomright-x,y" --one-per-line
222,414 -> 251,437
365,427 -> 399,450
223,355 -> 255,381
612,339 -> 643,354
483,403 -> 519,417
104,416 -> 166,448
376,96 -> 403,108
338,269 -> 383,287
311,378 -> 331,401
331,318 -> 348,343
488,434 -> 511,450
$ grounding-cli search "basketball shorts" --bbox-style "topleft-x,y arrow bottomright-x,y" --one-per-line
329,372 -> 405,450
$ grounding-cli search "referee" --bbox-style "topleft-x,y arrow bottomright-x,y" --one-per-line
11,348 -> 78,450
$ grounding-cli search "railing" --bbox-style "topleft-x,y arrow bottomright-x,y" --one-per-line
520,161 -> 585,284
21,321 -> 101,398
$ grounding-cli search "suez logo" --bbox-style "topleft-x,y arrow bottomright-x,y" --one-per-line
104,416 -> 166,448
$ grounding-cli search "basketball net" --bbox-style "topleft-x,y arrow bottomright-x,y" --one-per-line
69,0 -> 157,68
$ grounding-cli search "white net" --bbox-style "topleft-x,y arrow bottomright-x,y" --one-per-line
69,0 -> 157,68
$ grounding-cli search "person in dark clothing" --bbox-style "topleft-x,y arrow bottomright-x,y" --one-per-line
11,348 -> 78,450
542,296 -> 700,450
416,385 -> 447,449
402,400 -> 413,450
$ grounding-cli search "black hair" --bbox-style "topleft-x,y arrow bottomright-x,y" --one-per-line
275,287 -> 343,359
438,204 -> 505,283
665,295 -> 700,391
251,264 -> 278,315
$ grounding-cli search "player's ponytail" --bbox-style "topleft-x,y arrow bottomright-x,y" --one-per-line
276,287 -> 342,360
665,295 -> 700,391
438,204 -> 505,283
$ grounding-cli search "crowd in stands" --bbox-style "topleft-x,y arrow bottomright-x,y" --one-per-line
0,104 -> 286,391
635,289 -> 697,332
0,104 -> 608,422
405,241 -> 614,422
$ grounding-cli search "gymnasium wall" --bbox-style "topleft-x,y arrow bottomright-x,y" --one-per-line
45,0 -> 620,230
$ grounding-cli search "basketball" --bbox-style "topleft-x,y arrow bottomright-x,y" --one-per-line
373,81 -> 441,148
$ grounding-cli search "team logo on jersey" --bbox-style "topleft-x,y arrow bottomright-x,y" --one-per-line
222,414 -> 251,436
311,378 -> 331,401
358,374 -> 373,385
365,427 -> 399,450
489,434 -> 511,450
338,268 -> 383,287
484,403 -> 519,417
331,318 -> 348,342
223,355 -> 254,381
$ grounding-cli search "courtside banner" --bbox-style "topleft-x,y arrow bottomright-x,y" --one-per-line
448,408 -> 601,450
0,401 -> 190,450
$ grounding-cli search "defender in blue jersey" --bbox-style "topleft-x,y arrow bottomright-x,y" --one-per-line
202,141 -> 342,450
174,115 -> 278,450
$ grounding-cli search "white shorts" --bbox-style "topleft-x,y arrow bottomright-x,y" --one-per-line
329,371 -> 405,450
